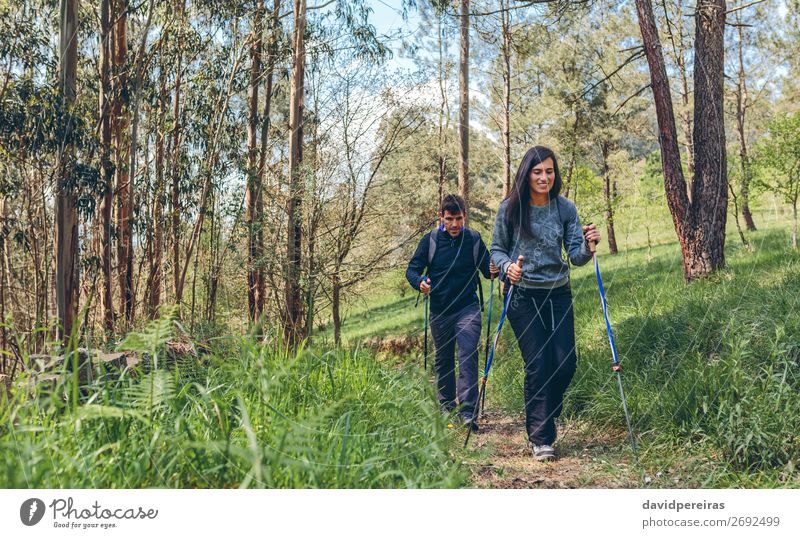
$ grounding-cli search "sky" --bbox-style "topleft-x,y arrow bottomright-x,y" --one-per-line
368,0 -> 421,73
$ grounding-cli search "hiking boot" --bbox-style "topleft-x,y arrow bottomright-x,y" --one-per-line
531,444 -> 556,462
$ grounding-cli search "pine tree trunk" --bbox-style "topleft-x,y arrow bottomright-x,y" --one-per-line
635,0 -> 727,281
689,0 -> 727,274
56,0 -> 80,344
437,13 -> 447,210
285,0 -> 307,348
501,0 -> 511,199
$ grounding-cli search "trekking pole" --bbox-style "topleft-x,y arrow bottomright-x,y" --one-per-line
423,293 -> 429,371
479,278 -> 495,418
465,256 -> 523,448
415,273 -> 430,370
588,235 -> 637,457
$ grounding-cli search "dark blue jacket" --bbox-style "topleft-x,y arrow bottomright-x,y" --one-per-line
406,227 -> 492,315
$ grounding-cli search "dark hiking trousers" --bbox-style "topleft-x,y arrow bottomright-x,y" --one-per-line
429,303 -> 481,419
506,283 -> 577,445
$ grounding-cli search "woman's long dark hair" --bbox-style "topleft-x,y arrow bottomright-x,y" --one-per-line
504,146 -> 562,238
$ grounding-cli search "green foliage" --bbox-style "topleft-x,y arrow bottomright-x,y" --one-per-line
0,334 -> 465,488
753,112 -> 800,206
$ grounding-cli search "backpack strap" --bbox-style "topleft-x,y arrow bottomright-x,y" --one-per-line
556,196 -> 572,267
467,229 -> 485,312
427,228 -> 438,265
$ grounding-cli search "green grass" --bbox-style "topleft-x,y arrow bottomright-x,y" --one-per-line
3,200 -> 799,488
0,318 -> 467,488
328,203 -> 800,487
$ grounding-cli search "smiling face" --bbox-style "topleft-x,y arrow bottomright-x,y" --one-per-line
528,156 -> 556,197
440,210 -> 465,237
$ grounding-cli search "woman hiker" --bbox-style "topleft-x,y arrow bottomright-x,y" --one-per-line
406,194 -> 499,430
490,146 -> 600,461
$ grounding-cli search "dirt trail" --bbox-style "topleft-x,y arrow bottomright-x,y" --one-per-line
463,411 -> 643,488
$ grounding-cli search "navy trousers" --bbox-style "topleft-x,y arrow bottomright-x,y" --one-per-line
506,283 -> 577,445
429,303 -> 481,419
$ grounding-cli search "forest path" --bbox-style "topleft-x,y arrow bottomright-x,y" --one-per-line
462,411 -> 645,488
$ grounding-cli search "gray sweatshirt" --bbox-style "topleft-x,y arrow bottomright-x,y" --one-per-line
490,196 -> 592,289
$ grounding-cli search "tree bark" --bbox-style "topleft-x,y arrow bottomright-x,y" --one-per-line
56,0 -> 80,344
171,0 -> 185,305
246,0 -> 264,322
112,0 -> 132,324
100,0 -> 115,332
689,0 -> 727,272
285,0 -> 307,348
735,15 -> 756,231
458,0 -> 469,218
635,0 -> 727,281
332,272 -> 341,346
147,33 -> 167,319
254,0 -> 280,322
601,142 -> 619,255
436,12 -> 447,211
500,0 -> 512,199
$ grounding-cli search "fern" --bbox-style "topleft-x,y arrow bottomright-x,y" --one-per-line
117,305 -> 180,367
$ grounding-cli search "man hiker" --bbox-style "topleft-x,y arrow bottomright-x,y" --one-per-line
406,194 -> 499,430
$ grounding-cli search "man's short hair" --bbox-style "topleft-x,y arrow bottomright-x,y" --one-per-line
441,194 -> 466,215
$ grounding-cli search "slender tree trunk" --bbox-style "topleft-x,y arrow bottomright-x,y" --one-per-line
112,0 -> 131,324
254,0 -> 280,323
123,0 -> 155,325
0,198 -> 8,370
148,38 -> 167,318
635,0 -> 727,281
100,0 -> 115,332
735,15 -> 756,231
172,0 -> 185,304
56,0 -> 80,344
246,0 -> 263,322
792,198 -> 798,250
285,0 -> 307,349
601,142 -> 618,255
332,272 -> 341,346
562,112 -> 580,199
501,0 -> 512,198
458,0 -> 469,218
436,13 -> 447,210
728,182 -> 750,248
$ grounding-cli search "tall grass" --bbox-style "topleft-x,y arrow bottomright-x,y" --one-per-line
0,317 -> 466,488
490,229 -> 800,484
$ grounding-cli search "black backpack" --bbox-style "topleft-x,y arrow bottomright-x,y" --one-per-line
427,227 -> 486,311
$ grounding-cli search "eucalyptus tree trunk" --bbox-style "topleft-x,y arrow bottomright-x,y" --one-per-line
56,0 -> 80,343
286,0 -> 307,348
